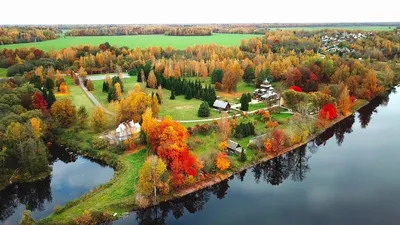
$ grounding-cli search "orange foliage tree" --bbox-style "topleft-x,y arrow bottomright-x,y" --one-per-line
59,82 -> 68,93
216,152 -> 230,171
148,117 -> 202,187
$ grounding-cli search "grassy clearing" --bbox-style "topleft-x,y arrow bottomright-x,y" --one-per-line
0,68 -> 7,77
57,77 -> 96,114
0,34 -> 262,51
248,102 -> 267,111
91,76 -> 234,120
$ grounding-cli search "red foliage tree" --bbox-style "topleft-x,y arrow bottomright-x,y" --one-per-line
289,86 -> 303,92
319,103 -> 337,120
149,117 -> 202,187
271,129 -> 286,152
32,92 -> 48,111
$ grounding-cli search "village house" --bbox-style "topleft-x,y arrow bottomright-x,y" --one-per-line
213,100 -> 231,111
115,120 -> 141,141
227,140 -> 244,155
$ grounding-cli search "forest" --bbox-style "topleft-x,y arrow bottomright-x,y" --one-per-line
0,27 -> 58,45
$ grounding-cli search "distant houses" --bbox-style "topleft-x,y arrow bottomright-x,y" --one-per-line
213,100 -> 231,111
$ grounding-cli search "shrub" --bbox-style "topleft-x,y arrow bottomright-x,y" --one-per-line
53,205 -> 63,214
92,137 -> 108,150
319,103 -> 337,120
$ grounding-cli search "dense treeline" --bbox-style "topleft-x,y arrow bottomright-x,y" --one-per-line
165,27 -> 211,36
0,30 -> 399,101
0,78 -> 53,189
0,27 -> 58,45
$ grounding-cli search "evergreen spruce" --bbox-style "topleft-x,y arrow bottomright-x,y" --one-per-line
170,88 -> 176,100
239,149 -> 247,162
46,89 -> 56,108
197,101 -> 210,117
108,86 -> 117,102
240,93 -> 249,111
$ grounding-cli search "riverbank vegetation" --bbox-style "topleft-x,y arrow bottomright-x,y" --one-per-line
0,27 -> 399,224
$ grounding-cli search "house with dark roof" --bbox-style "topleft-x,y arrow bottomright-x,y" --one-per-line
227,140 -> 244,155
213,100 -> 231,111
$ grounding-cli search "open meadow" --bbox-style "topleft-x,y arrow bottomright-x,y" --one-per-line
0,33 -> 262,51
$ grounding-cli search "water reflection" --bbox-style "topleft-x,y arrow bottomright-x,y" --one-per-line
0,144 -> 114,224
115,89 -> 395,225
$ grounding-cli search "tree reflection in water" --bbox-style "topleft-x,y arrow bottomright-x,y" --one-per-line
0,176 -> 52,222
128,90 -> 393,225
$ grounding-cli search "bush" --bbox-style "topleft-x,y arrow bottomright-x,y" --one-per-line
92,137 -> 108,150
53,205 -> 63,214
198,101 -> 210,117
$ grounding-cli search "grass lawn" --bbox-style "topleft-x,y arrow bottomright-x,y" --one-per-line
0,33 -> 262,51
190,132 -> 220,158
0,68 -> 7,77
91,76 -> 234,121
248,102 -> 267,111
40,149 -> 147,224
57,77 -> 96,114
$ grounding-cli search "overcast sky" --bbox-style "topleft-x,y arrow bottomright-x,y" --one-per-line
1,0 -> 399,24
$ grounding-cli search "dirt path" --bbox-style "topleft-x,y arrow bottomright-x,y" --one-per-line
79,77 -> 116,116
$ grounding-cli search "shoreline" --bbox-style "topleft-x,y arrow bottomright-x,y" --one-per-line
8,97 -> 373,224
138,100 -> 369,209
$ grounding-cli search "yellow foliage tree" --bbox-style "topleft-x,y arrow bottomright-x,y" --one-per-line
151,94 -> 160,117
115,83 -> 122,100
141,108 -> 158,136
338,85 -> 352,116
30,118 -> 42,140
51,99 -> 77,128
90,107 -> 107,132
138,155 -> 169,202
218,141 -> 228,151
147,70 -> 157,88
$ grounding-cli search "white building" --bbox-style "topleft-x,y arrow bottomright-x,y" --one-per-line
115,120 -> 141,141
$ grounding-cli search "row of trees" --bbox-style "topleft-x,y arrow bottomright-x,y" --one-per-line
0,27 -> 58,45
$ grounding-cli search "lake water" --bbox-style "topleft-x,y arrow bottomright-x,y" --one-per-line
115,87 -> 400,225
0,146 -> 114,225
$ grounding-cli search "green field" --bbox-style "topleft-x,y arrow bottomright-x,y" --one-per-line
270,26 -> 394,31
0,68 -> 7,77
91,76 -> 231,121
0,34 -> 262,51
58,77 -> 96,114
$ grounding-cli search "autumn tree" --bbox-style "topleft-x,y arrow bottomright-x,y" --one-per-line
271,129 -> 286,152
216,152 -> 230,171
90,107 -> 107,132
59,82 -> 68,93
157,85 -> 163,103
218,141 -> 228,151
338,86 -> 352,116
86,79 -> 94,91
115,83 -> 122,100
51,99 -> 77,128
151,94 -> 160,117
148,117 -> 202,187
319,103 -> 337,120
30,118 -> 42,140
77,106 -> 88,129
141,108 -> 157,137
218,112 -> 231,141
78,66 -> 87,78
222,61 -> 243,92
147,70 -> 157,88
32,92 -> 47,111
138,155 -> 169,202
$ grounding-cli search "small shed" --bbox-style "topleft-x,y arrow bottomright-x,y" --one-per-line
213,100 -> 231,111
115,120 -> 141,141
227,140 -> 244,155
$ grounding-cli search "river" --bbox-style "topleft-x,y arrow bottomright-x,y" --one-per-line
0,145 -> 114,225
114,87 -> 400,225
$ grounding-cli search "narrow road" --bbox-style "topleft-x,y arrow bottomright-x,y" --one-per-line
79,77 -> 116,116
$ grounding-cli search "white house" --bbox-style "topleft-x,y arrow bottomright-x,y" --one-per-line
115,120 -> 141,141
